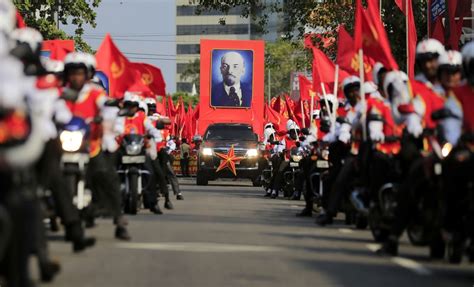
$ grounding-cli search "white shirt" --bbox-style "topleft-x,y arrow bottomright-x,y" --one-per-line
224,82 -> 242,106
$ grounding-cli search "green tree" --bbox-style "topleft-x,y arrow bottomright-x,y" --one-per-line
13,0 -> 102,52
169,92 -> 199,108
192,0 -> 428,72
180,59 -> 200,91
265,40 -> 311,100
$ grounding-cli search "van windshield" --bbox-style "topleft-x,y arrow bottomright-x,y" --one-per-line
204,126 -> 256,141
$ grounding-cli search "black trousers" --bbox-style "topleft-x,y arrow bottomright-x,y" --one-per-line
159,150 -> 180,195
180,157 -> 190,177
145,156 -> 170,207
326,156 -> 357,216
37,139 -> 80,225
87,151 -> 122,218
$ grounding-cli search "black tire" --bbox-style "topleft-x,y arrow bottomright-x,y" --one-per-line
196,172 -> 208,186
355,215 -> 368,229
128,173 -> 139,215
368,208 -> 390,242
64,174 -> 78,200
252,178 -> 261,187
407,224 -> 429,246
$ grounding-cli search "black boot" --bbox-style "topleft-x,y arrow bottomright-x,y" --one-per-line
315,212 -> 333,226
115,226 -> 131,241
150,204 -> 163,214
65,222 -> 96,253
290,191 -> 301,201
164,199 -> 174,210
176,193 -> 184,200
377,237 -> 399,256
296,208 -> 312,217
40,259 -> 61,283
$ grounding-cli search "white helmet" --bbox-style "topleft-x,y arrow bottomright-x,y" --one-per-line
416,39 -> 445,59
342,76 -> 361,89
41,58 -> 64,74
144,97 -> 156,105
372,62 -> 385,86
383,71 -> 408,99
311,109 -> 320,119
286,119 -> 300,132
64,52 -> 96,78
10,27 -> 43,53
0,0 -> 16,34
438,50 -> 462,66
363,81 -> 378,94
123,91 -> 140,103
264,126 -> 276,141
139,99 -> 148,114
461,41 -> 474,84
321,93 -> 337,105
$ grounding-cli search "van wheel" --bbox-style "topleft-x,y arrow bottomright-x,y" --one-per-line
196,172 -> 208,186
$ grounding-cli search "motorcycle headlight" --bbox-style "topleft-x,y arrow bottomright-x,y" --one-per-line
246,149 -> 258,158
441,142 -> 453,158
291,155 -> 303,162
202,148 -> 213,156
126,143 -> 142,155
60,130 -> 84,152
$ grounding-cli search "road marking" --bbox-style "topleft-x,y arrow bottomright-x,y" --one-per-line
116,242 -> 282,253
338,228 -> 354,234
365,244 -> 432,276
391,257 -> 432,276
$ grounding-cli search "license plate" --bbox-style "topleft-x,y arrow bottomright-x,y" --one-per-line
61,153 -> 89,164
316,160 -> 329,168
290,162 -> 299,167
122,155 -> 146,164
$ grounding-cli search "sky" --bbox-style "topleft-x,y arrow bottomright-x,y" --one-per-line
62,0 -> 177,93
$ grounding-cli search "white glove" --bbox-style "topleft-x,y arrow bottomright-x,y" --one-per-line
323,132 -> 336,143
405,113 -> 423,138
338,122 -> 352,144
54,99 -> 72,125
368,121 -> 385,142
102,134 -> 119,153
149,129 -> 162,143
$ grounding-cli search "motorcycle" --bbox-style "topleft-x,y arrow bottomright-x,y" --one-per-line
59,116 -> 92,211
282,147 -> 303,199
117,134 -> 150,215
308,141 -> 330,211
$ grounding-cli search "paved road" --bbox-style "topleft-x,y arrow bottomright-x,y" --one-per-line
39,179 -> 473,287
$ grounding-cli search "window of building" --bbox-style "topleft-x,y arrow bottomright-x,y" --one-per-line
177,24 -> 249,35
177,82 -> 193,92
177,6 -> 243,16
177,44 -> 200,55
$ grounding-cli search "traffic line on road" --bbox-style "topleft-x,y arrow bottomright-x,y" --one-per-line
365,244 -> 432,276
338,228 -> 354,234
116,242 -> 283,253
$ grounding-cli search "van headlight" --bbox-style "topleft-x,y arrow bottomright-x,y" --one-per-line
246,149 -> 258,158
126,143 -> 142,155
202,148 -> 213,156
60,130 -> 84,152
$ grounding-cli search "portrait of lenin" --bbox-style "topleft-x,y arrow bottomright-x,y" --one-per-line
210,50 -> 253,108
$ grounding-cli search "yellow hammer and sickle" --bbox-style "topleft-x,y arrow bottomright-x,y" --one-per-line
141,68 -> 154,85
111,57 -> 125,79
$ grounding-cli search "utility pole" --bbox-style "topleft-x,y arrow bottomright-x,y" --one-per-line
268,69 -> 271,106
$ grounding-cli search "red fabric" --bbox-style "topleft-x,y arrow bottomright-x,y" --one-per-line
265,104 -> 286,135
366,96 -> 401,154
65,87 -> 106,157
299,75 -> 313,101
42,40 -> 75,61
410,80 -> 446,129
394,0 -> 417,78
354,0 -> 399,71
452,84 -> 474,133
312,47 -> 350,93
95,34 -> 135,99
16,11 -> 26,28
336,25 -> 376,81
123,111 -> 146,136
432,17 -> 445,45
128,63 -> 166,96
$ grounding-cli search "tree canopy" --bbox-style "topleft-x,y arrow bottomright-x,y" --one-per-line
13,0 -> 102,52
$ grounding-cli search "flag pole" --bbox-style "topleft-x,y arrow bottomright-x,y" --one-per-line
358,48 -> 367,141
406,0 -> 409,75
310,92 -> 315,128
333,64 -> 339,123
320,83 -> 334,123
301,100 -> 306,128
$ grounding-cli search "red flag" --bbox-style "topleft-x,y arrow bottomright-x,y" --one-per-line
394,0 -> 418,78
298,75 -> 313,101
271,96 -> 287,117
95,34 -> 135,98
128,63 -> 166,96
42,40 -> 75,61
176,97 -> 187,137
432,17 -> 445,44
312,47 -> 349,93
265,104 -> 286,135
354,0 -> 399,70
16,11 -> 26,28
285,95 -> 298,124
336,25 -> 375,81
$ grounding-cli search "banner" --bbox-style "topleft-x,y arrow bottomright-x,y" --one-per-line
199,39 -> 265,138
